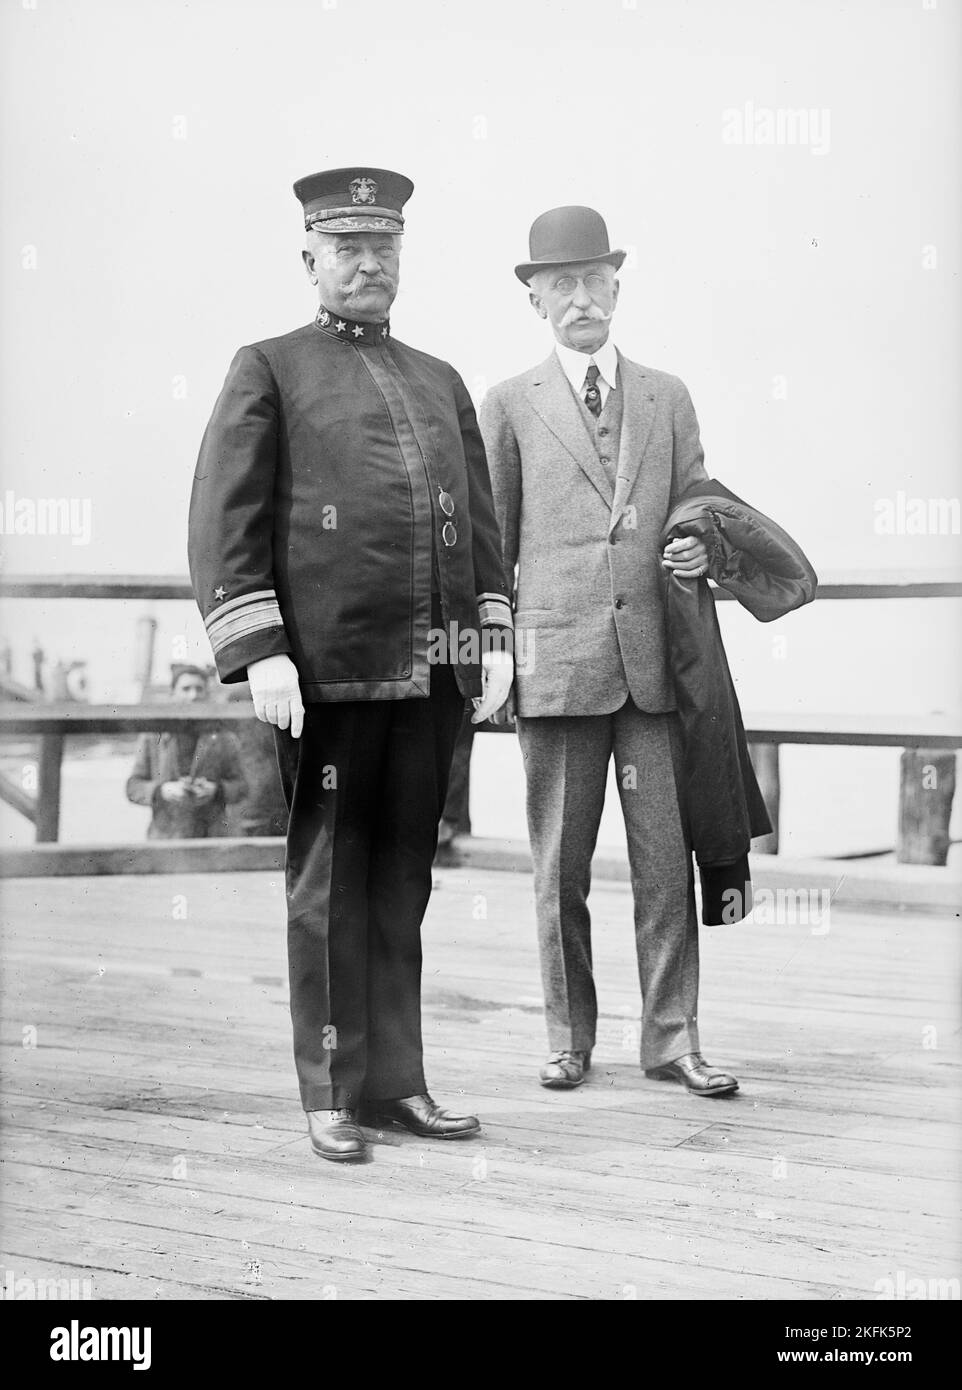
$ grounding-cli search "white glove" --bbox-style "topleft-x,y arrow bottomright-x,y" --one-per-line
470,649 -> 514,725
247,653 -> 305,738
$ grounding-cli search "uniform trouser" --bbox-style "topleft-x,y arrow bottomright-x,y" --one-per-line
273,659 -> 465,1112
440,710 -> 475,834
516,700 -> 700,1069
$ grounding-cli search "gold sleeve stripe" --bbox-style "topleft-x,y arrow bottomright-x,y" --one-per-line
206,599 -> 285,654
207,611 -> 285,656
204,589 -> 278,630
478,596 -> 514,628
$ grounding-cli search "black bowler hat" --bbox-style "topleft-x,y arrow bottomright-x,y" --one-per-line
293,166 -> 414,234
515,205 -> 626,285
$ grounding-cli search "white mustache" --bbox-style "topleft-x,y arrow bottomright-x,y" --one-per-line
562,307 -> 611,325
347,277 -> 394,295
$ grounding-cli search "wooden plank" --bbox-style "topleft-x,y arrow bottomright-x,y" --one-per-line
6,1078 -> 957,1231
740,712 -> 961,747
0,574 -> 195,601
7,1085 -> 957,1176
748,741 -> 780,851
4,1113 -> 954,1295
0,839 -> 284,877
1,870 -> 957,1301
0,702 -> 253,735
3,1201 -> 836,1302
1,701 -> 959,744
898,749 -> 956,864
712,570 -> 962,601
2,1139 -> 921,1299
0,770 -> 37,823
34,733 -> 63,842
0,1249 -> 245,1303
2,569 -> 960,601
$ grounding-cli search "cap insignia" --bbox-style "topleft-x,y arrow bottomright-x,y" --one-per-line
350,177 -> 378,205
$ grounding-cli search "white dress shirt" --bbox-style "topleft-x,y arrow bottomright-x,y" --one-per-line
554,337 -> 619,411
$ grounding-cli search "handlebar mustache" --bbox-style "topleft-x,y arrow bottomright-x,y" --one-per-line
562,308 -> 612,325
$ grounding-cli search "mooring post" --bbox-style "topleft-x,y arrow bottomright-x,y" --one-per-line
897,749 -> 956,865
748,741 -> 780,855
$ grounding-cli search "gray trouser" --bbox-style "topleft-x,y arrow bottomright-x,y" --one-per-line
516,701 -> 699,1069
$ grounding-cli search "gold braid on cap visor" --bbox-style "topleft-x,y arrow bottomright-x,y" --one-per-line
306,210 -> 405,233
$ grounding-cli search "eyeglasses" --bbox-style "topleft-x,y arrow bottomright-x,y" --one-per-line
438,488 -> 457,546
552,272 -> 608,295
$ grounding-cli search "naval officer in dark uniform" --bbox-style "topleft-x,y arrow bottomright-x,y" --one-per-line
188,167 -> 513,1162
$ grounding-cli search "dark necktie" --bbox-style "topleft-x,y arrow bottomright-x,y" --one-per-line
583,363 -> 602,418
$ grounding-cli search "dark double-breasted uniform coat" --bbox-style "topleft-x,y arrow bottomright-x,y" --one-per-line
190,319 -> 510,698
189,312 -> 511,1110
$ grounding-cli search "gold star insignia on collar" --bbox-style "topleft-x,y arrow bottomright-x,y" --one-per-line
214,586 -> 226,601
335,320 -> 347,333
352,323 -> 364,338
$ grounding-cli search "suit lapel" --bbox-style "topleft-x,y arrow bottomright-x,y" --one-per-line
525,352 -> 614,507
610,352 -> 658,533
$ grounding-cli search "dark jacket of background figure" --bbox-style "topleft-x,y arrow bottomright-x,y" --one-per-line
126,730 -> 248,839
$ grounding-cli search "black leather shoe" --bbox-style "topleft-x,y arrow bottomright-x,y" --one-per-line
645,1052 -> 739,1097
539,1049 -> 591,1089
307,1108 -> 367,1161
360,1093 -> 480,1139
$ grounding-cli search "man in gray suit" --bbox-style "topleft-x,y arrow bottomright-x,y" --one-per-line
480,205 -> 738,1097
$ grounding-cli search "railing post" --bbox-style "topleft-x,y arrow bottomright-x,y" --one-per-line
749,741 -> 780,854
134,614 -> 158,698
897,749 -> 956,865
35,734 -> 64,842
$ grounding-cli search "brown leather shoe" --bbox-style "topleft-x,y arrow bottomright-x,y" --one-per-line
307,1108 -> 367,1161
645,1052 -> 739,1097
359,1093 -> 480,1139
539,1049 -> 591,1089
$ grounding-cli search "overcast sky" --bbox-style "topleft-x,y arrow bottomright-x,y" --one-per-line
2,0 -> 959,571
0,0 -> 959,714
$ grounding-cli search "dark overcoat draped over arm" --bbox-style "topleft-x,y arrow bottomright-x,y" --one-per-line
662,479 -> 818,923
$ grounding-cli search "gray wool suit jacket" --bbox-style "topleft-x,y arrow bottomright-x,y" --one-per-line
479,348 -> 709,717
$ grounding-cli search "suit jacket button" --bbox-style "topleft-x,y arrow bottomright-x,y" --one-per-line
614,597 -> 625,610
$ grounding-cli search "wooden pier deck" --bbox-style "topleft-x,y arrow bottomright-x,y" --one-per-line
1,867 -> 959,1301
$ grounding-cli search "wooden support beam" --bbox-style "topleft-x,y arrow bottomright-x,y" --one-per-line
1,703 -> 959,746
0,703 -> 253,736
897,750 -> 957,866
2,569 -> 960,601
0,574 -> 194,600
0,837 -> 285,877
0,769 -> 37,823
35,734 -> 64,842
748,742 -> 780,854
